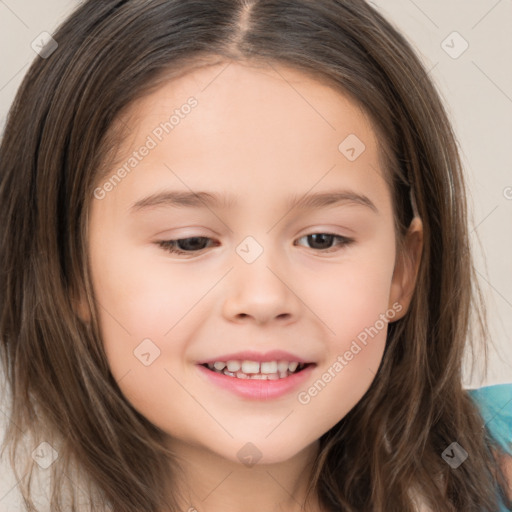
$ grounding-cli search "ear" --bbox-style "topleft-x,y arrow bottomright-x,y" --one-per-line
387,216 -> 423,321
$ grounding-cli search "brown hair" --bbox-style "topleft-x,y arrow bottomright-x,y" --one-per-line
0,1 -> 510,511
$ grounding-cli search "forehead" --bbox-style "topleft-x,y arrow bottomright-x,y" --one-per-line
113,59 -> 381,159
94,60 -> 391,217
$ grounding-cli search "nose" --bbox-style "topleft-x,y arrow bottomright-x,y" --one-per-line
221,255 -> 301,326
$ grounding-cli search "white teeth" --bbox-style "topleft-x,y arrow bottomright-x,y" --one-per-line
241,360 -> 260,374
260,361 -> 278,374
204,359 -> 309,379
277,361 -> 289,373
288,361 -> 299,372
226,361 -> 241,372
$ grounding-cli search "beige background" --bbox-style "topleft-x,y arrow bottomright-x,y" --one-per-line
0,0 -> 511,508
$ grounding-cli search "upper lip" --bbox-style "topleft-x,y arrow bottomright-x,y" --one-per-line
197,350 -> 313,365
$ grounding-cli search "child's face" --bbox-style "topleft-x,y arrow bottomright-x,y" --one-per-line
85,61 -> 421,465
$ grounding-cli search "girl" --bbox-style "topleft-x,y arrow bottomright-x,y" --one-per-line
0,1 -> 511,511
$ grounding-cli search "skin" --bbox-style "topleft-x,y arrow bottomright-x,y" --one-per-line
504,455 -> 512,501
81,60 -> 423,512
494,448 -> 512,502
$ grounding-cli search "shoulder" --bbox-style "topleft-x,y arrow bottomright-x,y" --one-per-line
466,383 -> 512,455
501,453 -> 512,502
467,383 -> 512,501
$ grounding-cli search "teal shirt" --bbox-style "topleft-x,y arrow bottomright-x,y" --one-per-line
467,383 -> 512,511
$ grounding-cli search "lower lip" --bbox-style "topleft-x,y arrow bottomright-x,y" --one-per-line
196,364 -> 316,400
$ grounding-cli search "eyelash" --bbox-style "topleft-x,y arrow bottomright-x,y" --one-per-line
156,233 -> 354,256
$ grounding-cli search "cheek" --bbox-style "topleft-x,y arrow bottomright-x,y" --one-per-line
296,243 -> 395,412
296,288 -> 391,436
88,238 -> 191,377
90,232 -> 205,331
89,249 -> 206,430
304,243 -> 396,348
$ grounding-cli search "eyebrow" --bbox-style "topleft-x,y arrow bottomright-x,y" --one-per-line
129,189 -> 379,214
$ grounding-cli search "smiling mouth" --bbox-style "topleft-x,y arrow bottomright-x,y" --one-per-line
200,361 -> 314,380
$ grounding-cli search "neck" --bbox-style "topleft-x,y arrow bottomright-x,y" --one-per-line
163,439 -> 324,512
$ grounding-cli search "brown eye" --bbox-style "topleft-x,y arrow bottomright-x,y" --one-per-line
156,233 -> 354,257
294,233 -> 354,253
157,237 -> 215,255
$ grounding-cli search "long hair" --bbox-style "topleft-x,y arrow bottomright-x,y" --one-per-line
1,1 -> 510,510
